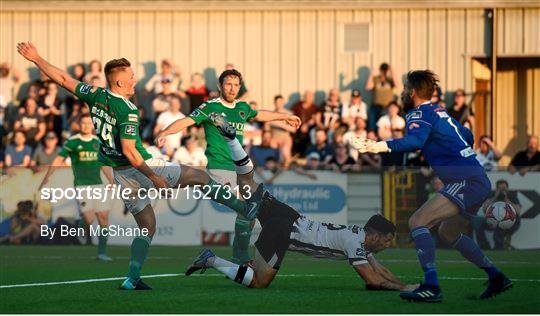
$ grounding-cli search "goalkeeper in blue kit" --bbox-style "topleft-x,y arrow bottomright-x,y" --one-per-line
353,70 -> 512,302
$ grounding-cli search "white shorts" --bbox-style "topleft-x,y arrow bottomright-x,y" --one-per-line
207,168 -> 237,188
76,184 -> 111,214
113,158 -> 182,215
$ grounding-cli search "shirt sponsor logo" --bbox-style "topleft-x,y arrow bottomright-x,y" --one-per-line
436,111 -> 449,118
406,110 -> 422,120
125,125 -> 136,136
80,84 -> 92,94
128,114 -> 138,123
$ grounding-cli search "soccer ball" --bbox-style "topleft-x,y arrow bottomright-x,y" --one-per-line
485,201 -> 517,230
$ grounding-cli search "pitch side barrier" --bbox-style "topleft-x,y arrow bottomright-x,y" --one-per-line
381,169 -> 540,250
0,167 -> 538,248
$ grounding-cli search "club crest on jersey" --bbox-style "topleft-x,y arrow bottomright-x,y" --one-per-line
93,143 -> 99,150
239,111 -> 245,119
79,84 -> 92,94
125,125 -> 136,136
406,110 -> 422,121
128,113 -> 138,123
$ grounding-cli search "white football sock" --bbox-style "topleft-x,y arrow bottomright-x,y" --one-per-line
209,256 -> 254,287
225,138 -> 254,174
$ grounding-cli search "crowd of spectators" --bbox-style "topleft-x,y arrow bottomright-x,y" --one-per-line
1,60 -> 539,177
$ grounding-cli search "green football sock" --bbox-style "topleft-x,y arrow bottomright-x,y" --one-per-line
232,218 -> 252,263
98,225 -> 108,255
207,179 -> 246,216
127,235 -> 152,280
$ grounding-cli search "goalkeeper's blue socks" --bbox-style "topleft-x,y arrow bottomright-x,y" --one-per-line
452,233 -> 501,279
411,227 -> 439,287
232,218 -> 253,263
127,235 -> 152,280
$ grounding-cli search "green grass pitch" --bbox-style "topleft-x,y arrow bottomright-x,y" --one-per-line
1,245 -> 539,313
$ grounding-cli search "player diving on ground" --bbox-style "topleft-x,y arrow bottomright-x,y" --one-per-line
17,42 -> 262,290
185,113 -> 418,291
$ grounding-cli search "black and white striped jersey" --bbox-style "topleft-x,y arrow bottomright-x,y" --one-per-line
288,216 -> 372,266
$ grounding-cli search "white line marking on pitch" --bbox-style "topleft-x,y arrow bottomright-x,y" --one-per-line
7,256 -> 540,266
1,273 -> 539,289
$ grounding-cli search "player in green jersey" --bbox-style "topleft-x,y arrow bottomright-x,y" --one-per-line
155,69 -> 301,264
18,42 -> 262,290
39,113 -> 114,261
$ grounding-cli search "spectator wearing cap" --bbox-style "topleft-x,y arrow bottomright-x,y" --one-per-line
342,89 -> 367,130
304,152 -> 325,171
172,136 -> 207,168
225,63 -> 249,100
476,135 -> 502,171
376,101 -> 405,141
4,130 -> 32,168
153,96 -> 186,157
83,60 -> 106,88
508,135 -> 540,175
186,72 -> 209,112
291,90 -> 318,157
250,130 -> 281,167
447,89 -> 474,130
268,95 -> 295,167
144,59 -> 182,95
31,131 -> 61,171
365,63 -> 400,131
14,98 -> 46,148
305,128 -> 335,164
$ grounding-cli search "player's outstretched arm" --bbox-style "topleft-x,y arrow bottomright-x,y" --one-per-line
351,137 -> 390,154
354,263 -> 404,291
154,117 -> 196,147
355,258 -> 418,291
38,156 -> 66,191
254,110 -> 301,129
17,42 -> 80,95
367,255 -> 409,286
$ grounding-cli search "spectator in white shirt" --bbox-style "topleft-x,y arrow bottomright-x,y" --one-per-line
342,89 -> 367,129
376,101 -> 405,140
343,117 -> 368,161
476,135 -> 502,171
153,96 -> 185,157
173,136 -> 207,168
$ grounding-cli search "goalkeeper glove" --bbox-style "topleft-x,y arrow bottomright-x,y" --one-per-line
352,137 -> 391,153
